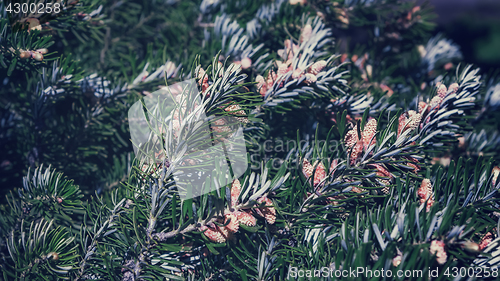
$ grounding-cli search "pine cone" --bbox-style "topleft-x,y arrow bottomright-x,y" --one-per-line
256,197 -> 276,224
362,118 -> 377,149
430,240 -> 447,265
200,225 -> 226,243
236,211 -> 257,227
418,179 -> 434,211
224,213 -> 239,233
437,83 -> 448,99
230,179 -> 241,209
308,60 -> 327,75
300,24 -> 312,43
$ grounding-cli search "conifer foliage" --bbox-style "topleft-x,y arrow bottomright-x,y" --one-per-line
1,0 -> 500,280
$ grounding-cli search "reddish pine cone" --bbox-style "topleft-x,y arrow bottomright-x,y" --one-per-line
20,50 -> 31,59
224,104 -> 249,124
430,240 -> 447,265
32,51 -> 43,61
437,83 -> 448,99
362,118 -> 377,150
266,70 -> 278,90
302,159 -> 326,188
398,110 -> 422,137
418,179 -> 432,200
397,113 -> 407,137
197,68 -> 209,93
241,57 -> 252,69
292,68 -> 304,79
218,224 -> 229,238
212,118 -> 231,133
230,179 -> 241,209
277,61 -> 291,77
224,213 -> 239,233
407,162 -> 420,173
256,197 -> 276,224
200,225 -> 226,243
308,60 -> 327,75
304,73 -> 317,84
256,75 -> 266,97
344,119 -> 377,165
448,83 -> 459,95
418,179 -> 434,212
350,140 -> 364,165
370,164 -> 392,193
329,159 -> 338,173
344,129 -> 358,148
418,101 -> 428,115
300,24 -> 312,43
371,163 -> 392,178
429,95 -> 442,110
235,211 -> 256,227
408,111 -> 422,131
479,232 -> 493,251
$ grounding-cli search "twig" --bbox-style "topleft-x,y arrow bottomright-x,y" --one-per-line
152,217 -> 218,242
